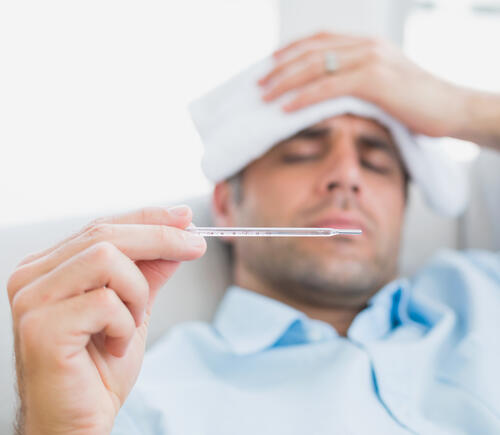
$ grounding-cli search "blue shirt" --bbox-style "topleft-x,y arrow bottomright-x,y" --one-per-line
112,249 -> 500,434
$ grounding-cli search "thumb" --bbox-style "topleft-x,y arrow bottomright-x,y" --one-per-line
136,259 -> 181,314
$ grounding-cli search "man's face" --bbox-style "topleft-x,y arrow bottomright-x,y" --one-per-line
222,114 -> 408,308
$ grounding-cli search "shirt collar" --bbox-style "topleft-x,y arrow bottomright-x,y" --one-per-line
213,286 -> 308,355
347,277 -> 411,341
213,279 -> 411,355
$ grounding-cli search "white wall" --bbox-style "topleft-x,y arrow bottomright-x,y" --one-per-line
278,0 -> 412,45
0,0 -> 278,228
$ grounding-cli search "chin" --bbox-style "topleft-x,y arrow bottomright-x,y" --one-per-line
302,236 -> 369,256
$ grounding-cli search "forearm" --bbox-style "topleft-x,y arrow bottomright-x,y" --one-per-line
451,89 -> 500,151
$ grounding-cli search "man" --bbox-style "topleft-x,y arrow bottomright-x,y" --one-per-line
7,32 -> 500,434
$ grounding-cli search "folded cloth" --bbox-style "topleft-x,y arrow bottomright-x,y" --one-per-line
189,56 -> 468,217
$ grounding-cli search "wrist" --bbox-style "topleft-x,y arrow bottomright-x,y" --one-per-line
19,387 -> 115,435
22,413 -> 111,435
441,85 -> 472,140
23,424 -> 109,435
447,87 -> 500,149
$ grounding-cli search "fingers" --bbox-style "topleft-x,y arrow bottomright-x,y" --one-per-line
282,71 -> 364,112
261,44 -> 370,102
135,259 -> 181,313
19,287 -> 136,364
258,32 -> 387,109
272,31 -> 360,61
15,204 -> 193,268
12,241 -> 150,327
91,204 -> 192,227
262,45 -> 369,102
6,201 -> 207,365
261,51 -> 324,101
9,223 -> 205,304
7,206 -> 205,301
260,39 -> 366,87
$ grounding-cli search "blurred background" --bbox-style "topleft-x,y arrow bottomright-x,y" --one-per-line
1,0 -> 499,229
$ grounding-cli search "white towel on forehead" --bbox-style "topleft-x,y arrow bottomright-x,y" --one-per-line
189,56 -> 468,217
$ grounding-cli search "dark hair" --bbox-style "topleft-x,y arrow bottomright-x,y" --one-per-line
226,169 -> 245,204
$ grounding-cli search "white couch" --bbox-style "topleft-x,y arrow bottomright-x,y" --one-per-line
1,150 -> 498,434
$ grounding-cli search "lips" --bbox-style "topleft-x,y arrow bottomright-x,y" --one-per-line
310,216 -> 367,234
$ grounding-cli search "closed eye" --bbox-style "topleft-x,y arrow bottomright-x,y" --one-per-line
282,154 -> 321,163
357,135 -> 400,175
361,159 -> 391,174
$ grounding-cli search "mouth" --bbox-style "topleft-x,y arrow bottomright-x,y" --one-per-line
309,216 -> 367,236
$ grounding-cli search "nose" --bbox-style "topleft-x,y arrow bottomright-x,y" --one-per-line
318,137 -> 362,199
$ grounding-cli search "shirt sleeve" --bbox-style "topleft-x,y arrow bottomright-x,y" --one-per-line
111,386 -> 167,435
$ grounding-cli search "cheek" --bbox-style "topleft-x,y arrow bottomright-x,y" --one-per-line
245,172 -> 312,221
363,177 -> 405,237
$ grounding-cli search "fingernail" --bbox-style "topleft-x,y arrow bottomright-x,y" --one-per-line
169,204 -> 190,217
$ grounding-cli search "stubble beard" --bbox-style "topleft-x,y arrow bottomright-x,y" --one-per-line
236,234 -> 399,309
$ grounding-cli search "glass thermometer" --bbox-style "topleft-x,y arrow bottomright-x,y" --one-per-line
185,227 -> 362,237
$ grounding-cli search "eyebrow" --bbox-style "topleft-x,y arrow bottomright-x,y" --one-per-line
279,126 -> 400,161
285,126 -> 331,141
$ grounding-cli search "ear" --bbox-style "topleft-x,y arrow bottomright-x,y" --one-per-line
212,181 -> 237,227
